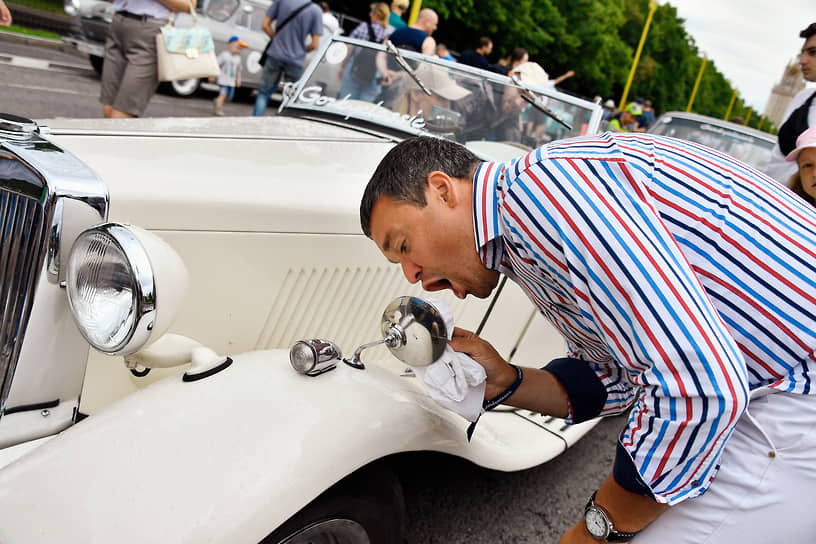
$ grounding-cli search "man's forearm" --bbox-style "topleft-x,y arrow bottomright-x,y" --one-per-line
495,366 -> 570,418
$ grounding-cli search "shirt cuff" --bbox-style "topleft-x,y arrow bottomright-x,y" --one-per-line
613,440 -> 655,499
543,357 -> 607,423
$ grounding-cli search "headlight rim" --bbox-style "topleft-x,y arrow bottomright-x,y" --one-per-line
66,223 -> 157,356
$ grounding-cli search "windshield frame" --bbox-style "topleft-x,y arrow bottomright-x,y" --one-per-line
279,35 -> 604,143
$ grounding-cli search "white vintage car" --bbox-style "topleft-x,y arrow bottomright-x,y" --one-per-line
0,36 -> 603,543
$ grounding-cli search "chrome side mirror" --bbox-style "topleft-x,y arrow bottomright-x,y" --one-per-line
380,296 -> 447,366
289,296 -> 448,375
343,296 -> 447,369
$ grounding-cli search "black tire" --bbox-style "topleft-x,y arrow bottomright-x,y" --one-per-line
89,55 -> 104,75
260,460 -> 406,544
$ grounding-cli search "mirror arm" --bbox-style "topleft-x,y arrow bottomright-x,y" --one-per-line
343,327 -> 404,370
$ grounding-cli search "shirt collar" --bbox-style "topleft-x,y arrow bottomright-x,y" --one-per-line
472,160 -> 507,271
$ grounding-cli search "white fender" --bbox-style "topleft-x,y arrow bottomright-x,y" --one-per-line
0,348 -> 596,543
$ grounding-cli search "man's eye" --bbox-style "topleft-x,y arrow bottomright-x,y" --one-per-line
400,241 -> 407,253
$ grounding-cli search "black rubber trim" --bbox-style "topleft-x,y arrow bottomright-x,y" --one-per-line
4,398 -> 59,415
182,357 -> 233,382
130,366 -> 151,377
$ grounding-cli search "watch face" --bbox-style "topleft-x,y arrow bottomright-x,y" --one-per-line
584,507 -> 609,539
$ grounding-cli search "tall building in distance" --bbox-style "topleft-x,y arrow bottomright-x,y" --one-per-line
764,61 -> 806,129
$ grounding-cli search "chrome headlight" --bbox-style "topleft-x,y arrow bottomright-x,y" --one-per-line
66,223 -> 187,356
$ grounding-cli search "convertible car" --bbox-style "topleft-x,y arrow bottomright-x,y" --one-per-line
0,35 -> 603,543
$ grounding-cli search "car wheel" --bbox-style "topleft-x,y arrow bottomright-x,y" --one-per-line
89,55 -> 104,75
260,461 -> 406,544
167,78 -> 201,97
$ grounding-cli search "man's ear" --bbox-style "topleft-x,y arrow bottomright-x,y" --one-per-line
427,171 -> 459,208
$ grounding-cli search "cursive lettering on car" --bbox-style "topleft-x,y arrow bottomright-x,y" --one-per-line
296,86 -> 426,130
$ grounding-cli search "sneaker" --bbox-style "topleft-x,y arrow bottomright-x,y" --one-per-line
215,110 -> 225,116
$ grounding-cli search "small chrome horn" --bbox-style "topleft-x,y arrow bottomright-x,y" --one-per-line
289,339 -> 342,376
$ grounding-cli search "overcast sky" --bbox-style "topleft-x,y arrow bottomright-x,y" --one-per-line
665,1 -> 815,113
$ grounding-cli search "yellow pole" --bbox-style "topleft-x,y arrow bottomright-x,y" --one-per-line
724,89 -> 737,120
757,116 -> 765,131
619,0 -> 658,109
407,0 -> 421,25
744,110 -> 752,126
686,55 -> 707,112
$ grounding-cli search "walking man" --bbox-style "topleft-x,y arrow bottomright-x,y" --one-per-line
253,0 -> 322,116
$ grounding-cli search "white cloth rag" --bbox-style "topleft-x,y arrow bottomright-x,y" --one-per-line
407,298 -> 486,422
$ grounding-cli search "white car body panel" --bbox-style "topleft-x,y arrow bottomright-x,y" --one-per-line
0,349 -> 591,543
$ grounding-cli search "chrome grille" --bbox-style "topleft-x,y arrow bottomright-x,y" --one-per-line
0,189 -> 46,413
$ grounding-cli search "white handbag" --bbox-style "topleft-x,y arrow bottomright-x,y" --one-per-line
156,2 -> 220,82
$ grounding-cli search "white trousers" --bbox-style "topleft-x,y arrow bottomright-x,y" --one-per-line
635,391 -> 816,543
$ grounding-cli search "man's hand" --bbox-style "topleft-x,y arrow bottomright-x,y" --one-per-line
449,327 -> 522,400
379,70 -> 401,87
448,327 -> 569,416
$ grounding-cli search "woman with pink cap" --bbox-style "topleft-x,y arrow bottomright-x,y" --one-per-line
786,125 -> 816,206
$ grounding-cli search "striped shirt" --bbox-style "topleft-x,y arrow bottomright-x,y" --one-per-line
472,132 -> 816,505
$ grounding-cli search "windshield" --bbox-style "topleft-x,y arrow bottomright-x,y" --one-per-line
280,37 -> 602,150
650,116 -> 776,170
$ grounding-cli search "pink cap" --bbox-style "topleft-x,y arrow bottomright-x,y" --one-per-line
785,125 -> 816,162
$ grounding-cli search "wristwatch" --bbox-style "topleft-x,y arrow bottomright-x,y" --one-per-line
583,491 -> 640,542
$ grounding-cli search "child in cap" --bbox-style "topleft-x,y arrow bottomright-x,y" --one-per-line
213,36 -> 248,116
785,126 -> 816,207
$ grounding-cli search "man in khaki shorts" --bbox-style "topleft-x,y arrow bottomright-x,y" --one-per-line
100,0 -> 195,118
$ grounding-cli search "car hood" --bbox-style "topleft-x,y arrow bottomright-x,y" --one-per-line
41,116 -> 394,235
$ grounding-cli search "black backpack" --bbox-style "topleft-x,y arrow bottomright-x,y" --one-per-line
349,23 -> 378,84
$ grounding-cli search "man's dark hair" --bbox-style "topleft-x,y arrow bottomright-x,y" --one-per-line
479,36 -> 492,49
801,23 -> 816,40
360,137 -> 480,237
510,47 -> 528,64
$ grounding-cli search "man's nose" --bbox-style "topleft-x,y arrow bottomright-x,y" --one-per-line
400,260 -> 421,284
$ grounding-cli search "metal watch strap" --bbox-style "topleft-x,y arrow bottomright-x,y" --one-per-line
584,492 -> 640,543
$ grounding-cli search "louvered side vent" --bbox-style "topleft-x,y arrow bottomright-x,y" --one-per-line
0,190 -> 46,411
256,265 -> 470,356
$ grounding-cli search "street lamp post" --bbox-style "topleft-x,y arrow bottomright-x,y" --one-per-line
724,88 -> 737,121
408,0 -> 421,25
686,55 -> 707,112
619,0 -> 658,109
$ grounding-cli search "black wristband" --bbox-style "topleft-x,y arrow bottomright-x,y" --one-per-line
483,363 -> 523,411
467,364 -> 524,442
